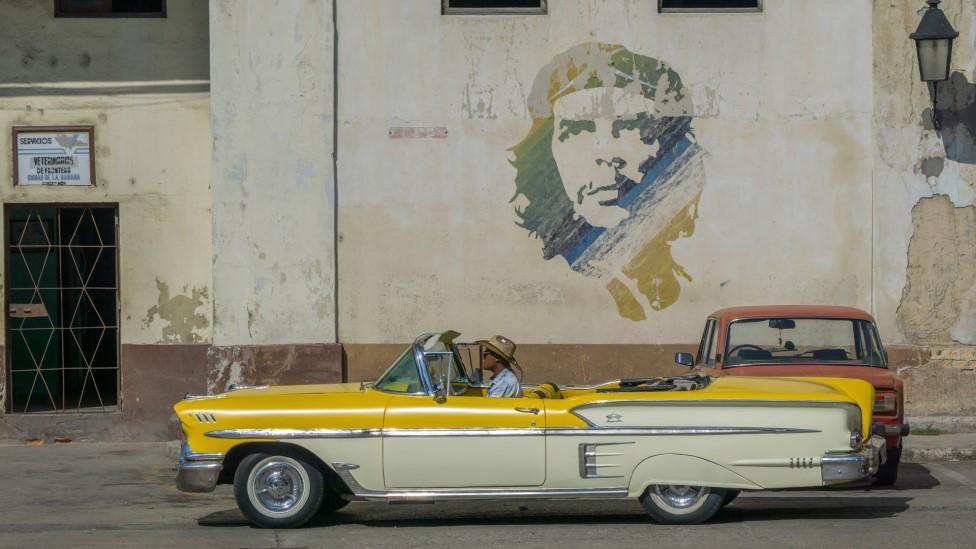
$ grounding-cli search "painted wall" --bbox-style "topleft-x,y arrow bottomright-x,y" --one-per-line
337,0 -> 874,354
0,0 -> 211,432
0,0 -> 212,346
209,0 -> 337,348
873,0 -> 976,347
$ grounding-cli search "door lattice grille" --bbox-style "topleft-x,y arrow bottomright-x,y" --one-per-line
6,206 -> 119,413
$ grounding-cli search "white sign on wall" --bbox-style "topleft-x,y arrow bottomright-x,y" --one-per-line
13,126 -> 94,186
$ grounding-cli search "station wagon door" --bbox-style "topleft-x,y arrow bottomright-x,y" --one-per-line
382,392 -> 547,488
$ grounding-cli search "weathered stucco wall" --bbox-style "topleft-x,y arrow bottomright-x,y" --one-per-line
337,0 -> 874,351
209,0 -> 337,348
872,0 -> 976,418
0,0 -> 212,348
0,0 -> 211,434
874,0 -> 976,347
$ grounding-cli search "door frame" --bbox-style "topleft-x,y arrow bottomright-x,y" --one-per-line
4,202 -> 121,414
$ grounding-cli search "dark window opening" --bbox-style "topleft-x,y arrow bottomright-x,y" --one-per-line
5,206 -> 120,413
444,0 -> 546,14
55,0 -> 166,18
660,0 -> 761,12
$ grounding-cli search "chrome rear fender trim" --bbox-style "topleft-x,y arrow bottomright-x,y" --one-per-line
205,426 -> 819,439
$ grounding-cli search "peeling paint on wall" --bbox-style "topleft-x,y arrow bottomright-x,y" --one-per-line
511,43 -> 705,320
897,195 -> 976,345
143,279 -> 210,344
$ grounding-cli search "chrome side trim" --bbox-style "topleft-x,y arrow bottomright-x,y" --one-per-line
730,457 -> 820,468
579,441 -> 633,479
330,466 -> 628,502
383,428 -> 544,437
570,399 -> 860,431
547,426 -> 819,436
206,426 -> 817,440
205,428 -> 383,439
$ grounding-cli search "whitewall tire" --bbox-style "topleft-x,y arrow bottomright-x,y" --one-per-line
639,485 -> 725,524
234,453 -> 324,528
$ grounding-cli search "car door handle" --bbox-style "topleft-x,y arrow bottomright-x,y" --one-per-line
514,407 -> 540,415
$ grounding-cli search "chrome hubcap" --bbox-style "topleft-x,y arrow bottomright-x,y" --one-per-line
251,460 -> 305,513
653,485 -> 708,508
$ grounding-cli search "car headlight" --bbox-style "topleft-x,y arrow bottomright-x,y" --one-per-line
873,393 -> 896,415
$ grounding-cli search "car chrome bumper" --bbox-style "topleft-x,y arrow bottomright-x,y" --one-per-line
821,435 -> 887,484
883,423 -> 910,437
175,442 -> 224,493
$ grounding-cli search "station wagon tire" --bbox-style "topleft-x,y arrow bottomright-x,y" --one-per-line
234,453 -> 324,528
874,445 -> 901,486
639,485 -> 725,524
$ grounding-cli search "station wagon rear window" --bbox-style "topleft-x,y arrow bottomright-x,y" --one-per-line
724,318 -> 885,367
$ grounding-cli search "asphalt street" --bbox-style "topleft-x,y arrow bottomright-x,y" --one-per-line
1,443 -> 975,549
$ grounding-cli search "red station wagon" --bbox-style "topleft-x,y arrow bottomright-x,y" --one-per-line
676,306 -> 909,485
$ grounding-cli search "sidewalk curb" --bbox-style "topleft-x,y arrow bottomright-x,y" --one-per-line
903,446 -> 976,463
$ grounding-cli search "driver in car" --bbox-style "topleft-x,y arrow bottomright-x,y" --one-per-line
477,335 -> 522,398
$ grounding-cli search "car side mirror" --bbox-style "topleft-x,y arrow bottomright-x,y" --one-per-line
432,385 -> 447,403
674,352 -> 695,368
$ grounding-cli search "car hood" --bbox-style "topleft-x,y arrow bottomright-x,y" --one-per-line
720,364 -> 900,389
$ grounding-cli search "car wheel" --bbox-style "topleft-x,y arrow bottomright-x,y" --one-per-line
639,485 -> 725,524
234,453 -> 324,528
721,489 -> 741,507
874,445 -> 902,486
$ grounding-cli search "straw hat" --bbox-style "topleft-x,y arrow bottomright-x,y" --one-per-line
476,334 -> 517,364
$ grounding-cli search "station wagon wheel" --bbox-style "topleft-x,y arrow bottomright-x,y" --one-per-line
639,485 -> 725,524
234,453 -> 324,528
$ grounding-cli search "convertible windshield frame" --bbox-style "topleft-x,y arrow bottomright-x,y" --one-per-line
373,333 -> 475,396
373,334 -> 437,395
722,316 -> 888,369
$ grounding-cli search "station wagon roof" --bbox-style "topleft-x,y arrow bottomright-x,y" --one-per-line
709,305 -> 875,323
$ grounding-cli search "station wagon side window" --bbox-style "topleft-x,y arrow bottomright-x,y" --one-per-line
704,320 -> 719,367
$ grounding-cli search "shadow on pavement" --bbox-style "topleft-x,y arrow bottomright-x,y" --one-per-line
197,494 -> 913,529
815,463 -> 940,492
711,496 -> 911,524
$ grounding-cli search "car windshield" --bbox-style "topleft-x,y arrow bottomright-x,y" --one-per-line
374,349 -> 425,394
725,317 -> 885,368
373,334 -> 471,394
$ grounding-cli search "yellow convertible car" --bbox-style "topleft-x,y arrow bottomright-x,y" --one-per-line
174,332 -> 885,528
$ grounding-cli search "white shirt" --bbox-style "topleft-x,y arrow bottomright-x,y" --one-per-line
487,367 -> 521,398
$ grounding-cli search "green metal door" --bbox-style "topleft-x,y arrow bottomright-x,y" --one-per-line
6,206 -> 118,413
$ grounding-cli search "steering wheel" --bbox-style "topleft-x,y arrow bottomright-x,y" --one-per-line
728,344 -> 765,356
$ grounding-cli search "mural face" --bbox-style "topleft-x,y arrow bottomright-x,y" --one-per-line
511,43 -> 706,321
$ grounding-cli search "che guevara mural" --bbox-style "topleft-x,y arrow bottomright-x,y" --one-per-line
511,43 -> 706,321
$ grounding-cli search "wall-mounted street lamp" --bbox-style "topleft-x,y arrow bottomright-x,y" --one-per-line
910,0 -> 959,129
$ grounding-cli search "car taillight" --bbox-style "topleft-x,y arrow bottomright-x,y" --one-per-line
874,393 -> 896,414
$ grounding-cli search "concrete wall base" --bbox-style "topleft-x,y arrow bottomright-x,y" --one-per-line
898,348 -> 976,417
